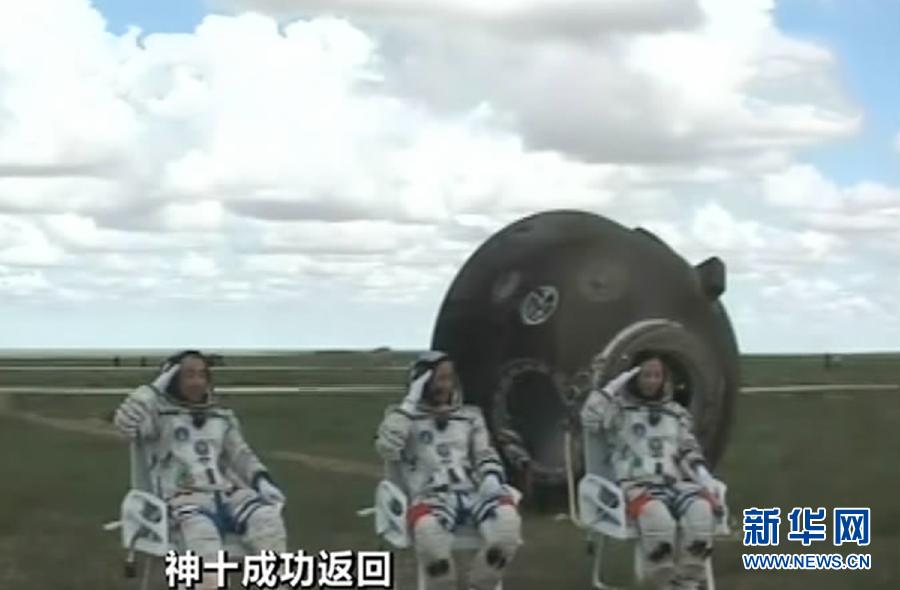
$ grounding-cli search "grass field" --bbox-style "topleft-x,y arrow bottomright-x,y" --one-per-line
0,352 -> 898,589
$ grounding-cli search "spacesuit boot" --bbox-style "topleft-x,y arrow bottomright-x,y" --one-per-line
467,504 -> 521,590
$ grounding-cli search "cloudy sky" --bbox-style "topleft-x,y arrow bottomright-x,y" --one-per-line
0,0 -> 897,352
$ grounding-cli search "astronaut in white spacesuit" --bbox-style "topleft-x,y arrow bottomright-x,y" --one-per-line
375,351 -> 522,590
580,352 -> 721,590
113,350 -> 287,589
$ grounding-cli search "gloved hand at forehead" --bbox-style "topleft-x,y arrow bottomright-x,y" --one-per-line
151,363 -> 181,393
401,369 -> 433,413
601,365 -> 641,394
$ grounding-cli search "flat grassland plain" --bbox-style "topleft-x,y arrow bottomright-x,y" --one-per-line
0,351 -> 897,589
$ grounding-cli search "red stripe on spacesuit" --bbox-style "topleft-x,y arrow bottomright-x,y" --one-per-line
626,491 -> 653,520
407,503 -> 433,528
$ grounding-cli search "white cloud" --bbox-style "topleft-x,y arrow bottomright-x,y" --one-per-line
0,2 -> 141,173
760,277 -> 881,317
762,165 -> 900,245
177,252 -> 220,278
0,215 -> 66,266
210,0 -> 704,40
160,200 -> 228,232
0,269 -> 51,296
253,220 -> 434,254
41,213 -> 223,252
0,176 -> 123,214
0,0 -> 896,351
685,201 -> 848,275
217,0 -> 861,165
763,164 -> 843,210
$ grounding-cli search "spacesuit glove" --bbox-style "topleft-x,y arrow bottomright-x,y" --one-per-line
603,366 -> 641,394
478,472 -> 505,499
381,427 -> 407,454
400,369 -> 432,413
151,363 -> 181,393
695,465 -> 718,497
114,396 -> 150,439
255,474 -> 286,506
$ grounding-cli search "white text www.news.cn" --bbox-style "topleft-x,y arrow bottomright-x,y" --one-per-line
742,553 -> 872,571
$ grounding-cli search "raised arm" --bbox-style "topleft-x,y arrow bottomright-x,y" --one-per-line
113,385 -> 161,440
580,366 -> 639,433
374,406 -> 413,462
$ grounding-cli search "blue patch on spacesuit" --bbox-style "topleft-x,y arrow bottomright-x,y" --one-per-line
191,491 -> 267,536
418,430 -> 433,445
454,491 -> 471,527
196,491 -> 235,535
174,426 -> 190,442
194,440 -> 210,456
232,498 -> 265,534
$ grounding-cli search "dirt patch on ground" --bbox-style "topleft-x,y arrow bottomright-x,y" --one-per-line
9,410 -> 122,439
4,409 -> 381,480
270,450 -> 381,479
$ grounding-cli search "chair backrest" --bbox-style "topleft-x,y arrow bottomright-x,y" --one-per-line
383,458 -> 411,496
582,425 -> 614,480
129,440 -> 153,493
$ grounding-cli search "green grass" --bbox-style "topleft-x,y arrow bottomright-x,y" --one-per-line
0,368 -> 408,388
1,387 -> 898,589
1,352 -> 898,388
740,354 -> 900,387
0,350 -> 417,368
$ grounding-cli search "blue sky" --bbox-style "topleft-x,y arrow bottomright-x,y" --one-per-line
91,0 -> 205,35
775,0 -> 900,185
91,0 -> 898,189
0,0 -> 897,353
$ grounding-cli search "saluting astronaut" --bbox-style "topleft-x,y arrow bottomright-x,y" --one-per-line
375,351 -> 522,590
581,351 -> 722,590
113,350 -> 287,590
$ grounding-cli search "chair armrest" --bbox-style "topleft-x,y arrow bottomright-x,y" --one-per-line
709,478 -> 731,535
373,479 -> 411,549
577,474 -> 633,539
120,489 -> 170,557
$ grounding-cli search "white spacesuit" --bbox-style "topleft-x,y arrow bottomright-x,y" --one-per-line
375,351 -> 522,590
113,351 -> 287,588
580,357 -> 720,590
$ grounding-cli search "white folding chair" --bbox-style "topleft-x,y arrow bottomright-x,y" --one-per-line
574,428 -> 730,590
359,456 -> 523,590
103,440 -> 258,589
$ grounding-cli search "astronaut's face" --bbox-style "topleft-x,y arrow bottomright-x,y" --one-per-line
637,358 -> 666,400
177,355 -> 210,402
429,360 -> 456,407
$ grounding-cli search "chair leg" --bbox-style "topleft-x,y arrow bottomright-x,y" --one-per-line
591,536 -> 603,589
632,542 -> 644,587
417,558 -> 427,590
704,557 -> 715,590
139,556 -> 152,590
592,535 -> 622,590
